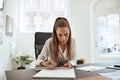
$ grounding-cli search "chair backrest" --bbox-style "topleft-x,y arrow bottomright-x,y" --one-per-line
34,32 -> 52,59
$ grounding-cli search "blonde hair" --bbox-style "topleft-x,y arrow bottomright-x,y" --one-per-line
51,17 -> 73,62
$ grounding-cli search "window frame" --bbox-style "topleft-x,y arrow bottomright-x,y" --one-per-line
95,8 -> 120,57
19,0 -> 70,33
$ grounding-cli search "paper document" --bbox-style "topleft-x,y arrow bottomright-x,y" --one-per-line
99,71 -> 120,80
76,65 -> 105,72
32,67 -> 76,79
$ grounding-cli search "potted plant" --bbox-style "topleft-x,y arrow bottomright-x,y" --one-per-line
12,53 -> 34,70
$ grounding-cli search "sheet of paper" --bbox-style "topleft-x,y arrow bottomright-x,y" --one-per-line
33,67 -> 76,79
99,71 -> 120,80
75,65 -> 105,72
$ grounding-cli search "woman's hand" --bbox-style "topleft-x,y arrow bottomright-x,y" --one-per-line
63,62 -> 72,68
47,60 -> 57,69
41,60 -> 57,69
40,61 -> 50,67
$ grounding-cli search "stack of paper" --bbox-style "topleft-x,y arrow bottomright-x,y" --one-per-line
76,65 -> 105,72
32,67 -> 76,80
99,71 -> 120,80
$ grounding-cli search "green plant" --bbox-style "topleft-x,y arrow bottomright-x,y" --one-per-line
13,54 -> 34,67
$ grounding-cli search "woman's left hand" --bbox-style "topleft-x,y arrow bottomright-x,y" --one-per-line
63,62 -> 72,68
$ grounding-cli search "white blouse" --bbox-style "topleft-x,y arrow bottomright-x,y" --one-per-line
36,37 -> 77,66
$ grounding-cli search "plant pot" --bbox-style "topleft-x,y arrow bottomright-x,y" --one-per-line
17,66 -> 25,70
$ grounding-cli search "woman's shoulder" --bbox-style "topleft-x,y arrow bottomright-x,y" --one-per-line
45,37 -> 52,44
47,37 -> 52,41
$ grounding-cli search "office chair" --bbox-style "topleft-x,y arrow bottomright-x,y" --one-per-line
34,32 -> 52,59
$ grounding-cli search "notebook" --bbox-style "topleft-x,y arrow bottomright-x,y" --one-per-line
34,67 -> 46,70
32,67 -> 76,80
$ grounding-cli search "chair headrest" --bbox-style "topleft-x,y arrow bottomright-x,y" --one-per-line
35,32 -> 52,45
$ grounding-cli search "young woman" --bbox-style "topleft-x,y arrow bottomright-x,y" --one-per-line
36,17 -> 77,69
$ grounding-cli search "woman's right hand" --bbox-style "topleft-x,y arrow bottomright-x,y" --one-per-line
41,60 -> 57,69
47,60 -> 57,69
40,61 -> 50,67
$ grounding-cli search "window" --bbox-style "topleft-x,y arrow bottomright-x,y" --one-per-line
97,14 -> 120,55
20,0 -> 69,33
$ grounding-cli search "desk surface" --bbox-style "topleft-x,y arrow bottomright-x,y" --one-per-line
5,60 -> 120,80
77,75 -> 111,80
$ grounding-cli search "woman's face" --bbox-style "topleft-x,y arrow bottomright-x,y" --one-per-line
56,27 -> 70,45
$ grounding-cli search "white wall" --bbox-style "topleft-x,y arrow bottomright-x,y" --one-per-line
0,0 -> 19,80
95,0 -> 120,11
18,33 -> 35,57
0,41 -> 12,80
70,0 -> 90,62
